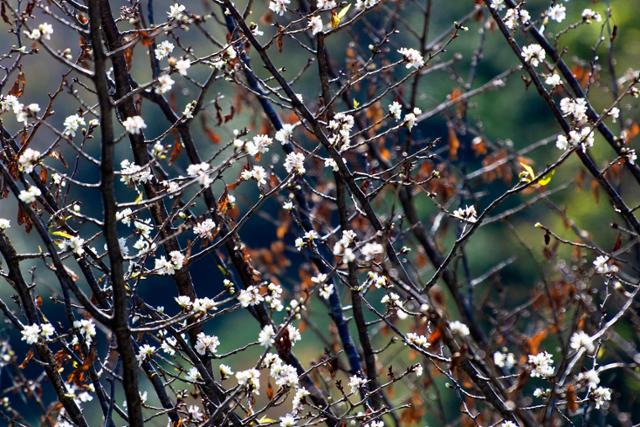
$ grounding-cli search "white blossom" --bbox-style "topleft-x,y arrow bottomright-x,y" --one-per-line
582,9 -> 602,23
355,0 -> 379,9
136,344 -> 156,364
452,205 -> 478,223
168,3 -> 187,21
404,107 -> 422,130
192,297 -> 217,313
570,330 -> 595,353
398,47 -> 425,70
490,0 -> 505,11
406,332 -> 429,349
73,319 -> 96,347
449,321 -> 470,337
25,23 -> 53,40
63,114 -> 86,137
187,405 -> 204,422
21,324 -> 42,344
185,367 -> 201,382
504,8 -> 530,30
309,16 -> 323,35
0,218 -> 10,231
219,364 -> 233,379
238,285 -> 264,307
275,123 -> 295,143
577,369 -> 600,389
560,98 -> 589,124
175,58 -> 191,76
324,158 -> 339,171
348,375 -> 367,393
317,0 -> 336,8
284,152 -> 306,175
522,44 -> 546,67
269,0 -> 291,16
241,165 -> 268,186
155,74 -> 175,94
528,351 -> 554,378
195,332 -> 220,355
244,134 -> 273,156
154,41 -> 174,60
388,101 -> 402,120
327,112 -> 355,151
57,236 -> 86,256
381,292 -> 407,319
259,325 -> 276,347
318,283 -> 334,299
361,242 -> 384,261
545,73 -> 562,87
193,219 -> 216,239
120,159 -> 153,185
154,250 -> 185,275
593,255 -> 618,275
265,282 -> 284,312
493,351 -> 516,369
236,368 -> 261,394
591,387 -> 611,409
333,230 -> 356,261
18,186 -> 41,204
292,387 -> 310,411
122,116 -> 147,135
18,148 -> 41,173
187,162 -> 213,186
546,4 -> 566,23
175,296 -> 192,310
280,414 -> 296,427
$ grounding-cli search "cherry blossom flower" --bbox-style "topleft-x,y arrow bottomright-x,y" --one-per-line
136,344 -> 156,364
593,255 -> 618,275
155,74 -> 174,94
122,115 -> 147,135
284,152 -> 306,175
397,47 -> 425,69
528,351 -> 554,378
546,4 -> 566,23
19,186 -> 41,204
269,0 -> 291,16
388,101 -> 402,120
63,114 -> 86,137
195,332 -> 220,355
154,41 -> 174,60
18,148 -> 41,173
582,9 -> 602,23
309,16 -> 323,35
522,44 -> 546,67
570,330 -> 595,353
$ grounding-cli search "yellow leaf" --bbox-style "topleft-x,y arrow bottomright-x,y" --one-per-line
337,3 -> 351,20
52,230 -> 75,239
134,192 -> 143,204
538,169 -> 555,186
256,417 -> 276,425
331,4 -> 350,28
519,162 -> 535,183
353,98 -> 359,108
330,11 -> 340,28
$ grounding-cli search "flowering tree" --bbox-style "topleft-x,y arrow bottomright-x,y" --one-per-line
0,0 -> 638,425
